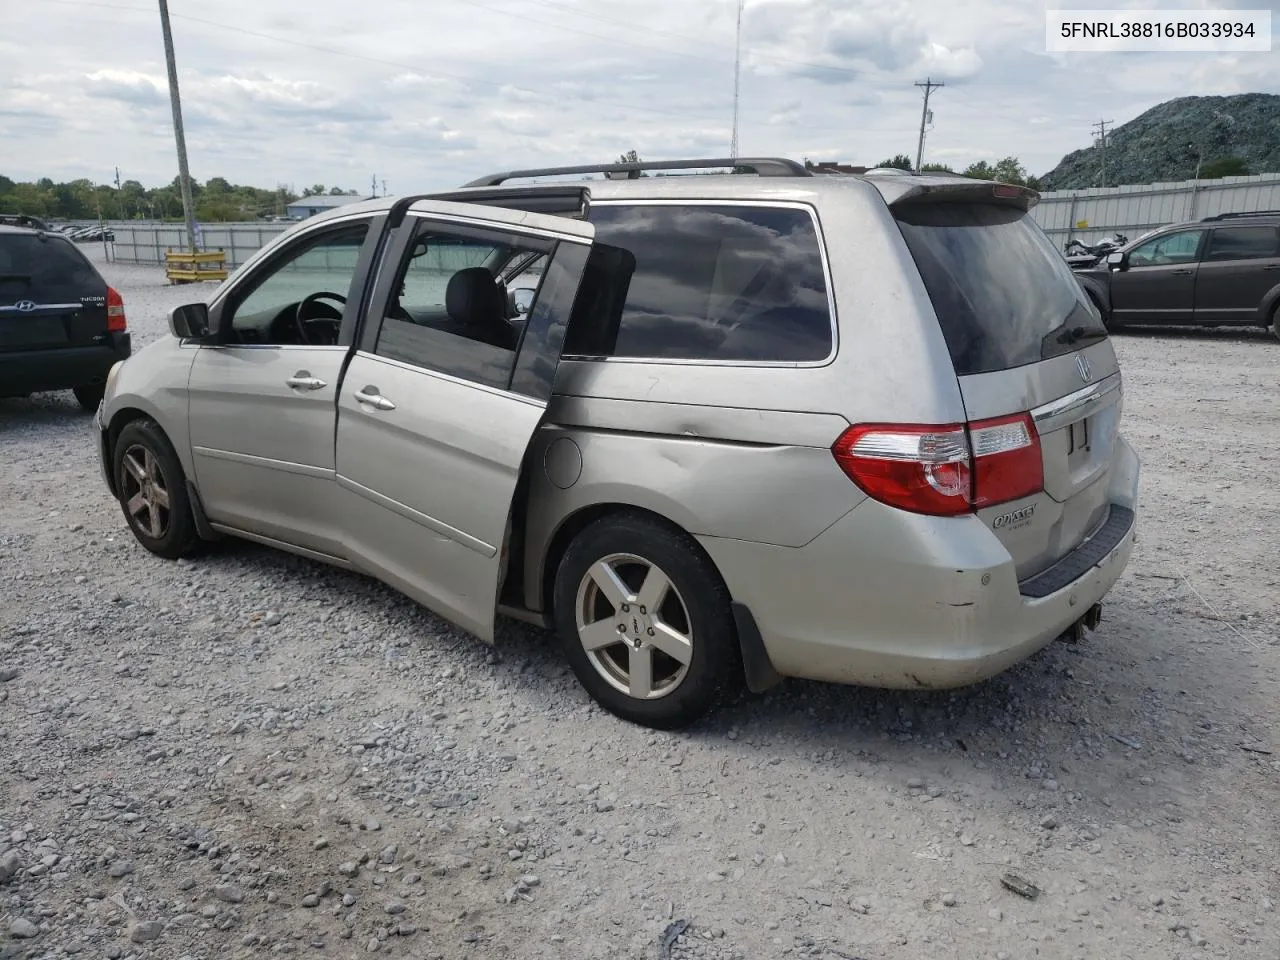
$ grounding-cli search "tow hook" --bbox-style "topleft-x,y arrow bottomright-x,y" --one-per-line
1063,603 -> 1103,644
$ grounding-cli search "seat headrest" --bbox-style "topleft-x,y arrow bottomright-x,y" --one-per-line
446,267 -> 507,333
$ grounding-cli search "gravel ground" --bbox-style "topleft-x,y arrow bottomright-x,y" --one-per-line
2,249 -> 1278,960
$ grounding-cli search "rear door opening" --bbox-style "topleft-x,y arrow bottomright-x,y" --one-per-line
890,196 -> 1122,581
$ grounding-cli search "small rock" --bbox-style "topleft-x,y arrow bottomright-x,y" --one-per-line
301,894 -> 320,908
0,850 -> 21,882
107,860 -> 135,878
129,920 -> 164,943
941,893 -> 958,907
105,947 -> 123,960
988,908 -> 1004,921
379,844 -> 398,865
263,612 -> 283,626
313,838 -> 330,851
338,861 -> 360,878
1040,815 -> 1060,830
177,877 -> 196,891
9,918 -> 40,939
907,777 -> 925,789
959,833 -> 976,847
363,819 -> 382,832
521,874 -> 540,888
385,901 -> 406,915
0,667 -> 20,683
214,884 -> 245,903
595,800 -> 615,813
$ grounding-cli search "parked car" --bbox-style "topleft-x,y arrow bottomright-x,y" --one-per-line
1,222 -> 131,410
94,156 -> 1139,729
1074,210 -> 1280,338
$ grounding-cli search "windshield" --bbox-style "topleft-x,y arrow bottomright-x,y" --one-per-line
894,202 -> 1106,376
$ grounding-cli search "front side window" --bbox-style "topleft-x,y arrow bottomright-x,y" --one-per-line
568,204 -> 833,363
1204,226 -> 1278,261
225,223 -> 370,345
374,221 -> 553,389
1127,229 -> 1204,267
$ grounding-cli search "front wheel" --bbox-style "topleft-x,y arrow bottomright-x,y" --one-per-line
113,419 -> 200,559
1270,304 -> 1280,342
553,512 -> 740,729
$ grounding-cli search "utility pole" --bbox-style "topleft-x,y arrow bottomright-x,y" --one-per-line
914,78 -> 943,171
1092,119 -> 1113,188
114,166 -> 123,219
381,179 -> 387,197
158,0 -> 198,252
730,0 -> 744,160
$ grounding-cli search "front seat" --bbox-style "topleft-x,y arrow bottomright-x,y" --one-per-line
445,267 -> 518,350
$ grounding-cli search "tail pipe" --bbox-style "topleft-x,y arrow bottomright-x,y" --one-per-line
1064,603 -> 1104,644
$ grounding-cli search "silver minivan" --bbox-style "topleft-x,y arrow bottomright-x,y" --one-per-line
95,158 -> 1139,729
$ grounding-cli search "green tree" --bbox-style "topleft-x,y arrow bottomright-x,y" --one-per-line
876,154 -> 914,170
963,157 -> 1040,189
920,162 -> 954,173
1199,156 -> 1250,179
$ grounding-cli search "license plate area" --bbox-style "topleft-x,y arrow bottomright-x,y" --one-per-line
0,314 -> 68,349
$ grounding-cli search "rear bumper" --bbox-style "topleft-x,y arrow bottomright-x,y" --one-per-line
698,435 -> 1140,691
0,334 -> 131,396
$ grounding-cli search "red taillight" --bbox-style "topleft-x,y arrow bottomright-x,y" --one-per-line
968,412 -> 1043,508
832,412 -> 1043,517
107,286 -> 127,332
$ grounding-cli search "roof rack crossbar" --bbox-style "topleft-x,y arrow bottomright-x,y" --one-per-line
1200,209 -> 1280,222
463,157 -> 811,188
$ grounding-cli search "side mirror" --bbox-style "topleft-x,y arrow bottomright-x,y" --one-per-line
512,287 -> 536,316
1106,251 -> 1126,270
169,302 -> 211,340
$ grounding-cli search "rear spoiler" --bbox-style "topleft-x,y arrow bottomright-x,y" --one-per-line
871,176 -> 1040,212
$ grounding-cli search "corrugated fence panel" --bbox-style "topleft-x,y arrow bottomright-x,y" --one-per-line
107,222 -> 290,267
1034,173 -> 1280,248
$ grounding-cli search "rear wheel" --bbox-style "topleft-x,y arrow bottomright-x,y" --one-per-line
73,383 -> 105,412
1270,303 -> 1280,342
113,419 -> 199,559
553,512 -> 740,729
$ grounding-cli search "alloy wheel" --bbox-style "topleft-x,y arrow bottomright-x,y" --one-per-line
120,444 -> 171,539
574,553 -> 693,700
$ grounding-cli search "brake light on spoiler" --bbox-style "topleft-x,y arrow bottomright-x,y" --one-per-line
832,413 -> 1043,516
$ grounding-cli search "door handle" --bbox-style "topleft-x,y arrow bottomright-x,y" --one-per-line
1263,264 -> 1280,272
1171,269 -> 1194,276
354,388 -> 396,411
286,374 -> 327,390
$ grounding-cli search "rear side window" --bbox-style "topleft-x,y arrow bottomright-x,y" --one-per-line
568,204 -> 833,363
0,233 -> 103,302
1204,225 -> 1279,261
894,202 -> 1105,377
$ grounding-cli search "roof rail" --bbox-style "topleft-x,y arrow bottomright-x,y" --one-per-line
1200,209 -> 1280,222
462,157 -> 811,188
0,213 -> 52,230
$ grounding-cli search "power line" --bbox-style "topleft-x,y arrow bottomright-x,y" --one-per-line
1092,118 -> 1113,187
914,78 -> 943,172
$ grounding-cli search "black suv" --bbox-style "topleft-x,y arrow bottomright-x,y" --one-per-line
1074,210 -> 1280,339
1,223 -> 131,410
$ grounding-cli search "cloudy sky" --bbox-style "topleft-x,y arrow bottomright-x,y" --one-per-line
2,0 -> 1277,193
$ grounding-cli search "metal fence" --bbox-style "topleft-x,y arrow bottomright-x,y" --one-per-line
100,170 -> 1280,267
108,221 -> 291,267
1032,172 -> 1280,247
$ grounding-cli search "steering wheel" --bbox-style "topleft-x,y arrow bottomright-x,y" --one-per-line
294,291 -> 346,345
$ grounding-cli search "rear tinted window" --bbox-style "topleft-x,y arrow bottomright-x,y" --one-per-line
1205,225 -> 1278,261
0,233 -> 103,302
570,204 -> 833,363
894,203 -> 1105,376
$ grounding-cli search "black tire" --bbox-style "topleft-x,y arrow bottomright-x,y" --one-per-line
553,511 -> 740,730
113,419 -> 200,559
73,383 -> 105,412
1088,293 -> 1118,332
1270,303 -> 1280,342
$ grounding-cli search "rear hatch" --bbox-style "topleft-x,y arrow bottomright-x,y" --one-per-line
0,230 -> 109,353
892,189 -> 1120,582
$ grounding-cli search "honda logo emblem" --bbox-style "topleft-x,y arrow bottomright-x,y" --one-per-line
1076,354 -> 1092,382
14,300 -> 36,312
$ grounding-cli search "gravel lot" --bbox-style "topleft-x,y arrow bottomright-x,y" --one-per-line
2,248 -> 1278,960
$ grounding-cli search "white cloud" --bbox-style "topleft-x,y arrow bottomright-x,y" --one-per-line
0,0 -> 1275,189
